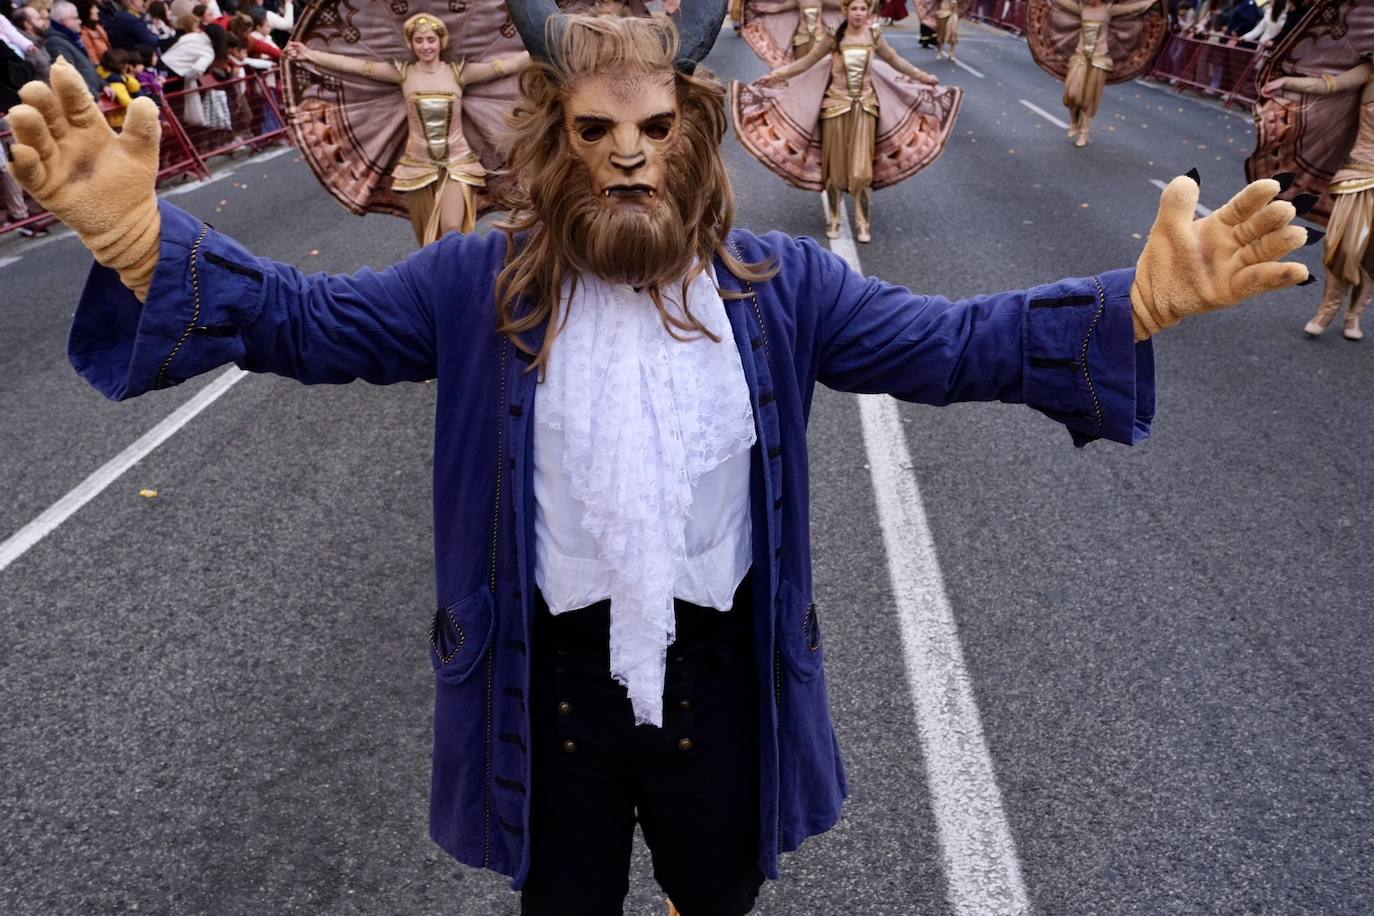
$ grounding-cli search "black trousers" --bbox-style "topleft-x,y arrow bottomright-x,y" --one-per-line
520,582 -> 765,916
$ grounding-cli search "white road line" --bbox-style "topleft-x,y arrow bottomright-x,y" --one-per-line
0,255 -> 21,269
0,366 -> 248,574
165,169 -> 235,196
820,195 -> 1032,915
1019,98 -> 1070,129
1149,178 -> 1213,216
950,57 -> 985,79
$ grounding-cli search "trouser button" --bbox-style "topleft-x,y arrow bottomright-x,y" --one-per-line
558,701 -> 572,715
563,739 -> 577,754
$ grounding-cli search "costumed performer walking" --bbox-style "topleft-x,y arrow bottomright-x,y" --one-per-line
1262,60 -> 1374,340
740,0 -> 842,69
916,0 -> 968,60
734,0 -> 959,242
8,8 -> 1315,914
1052,0 -> 1158,147
283,14 -> 528,245
1025,0 -> 1169,148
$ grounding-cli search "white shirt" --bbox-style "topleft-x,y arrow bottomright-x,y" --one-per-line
533,268 -> 756,726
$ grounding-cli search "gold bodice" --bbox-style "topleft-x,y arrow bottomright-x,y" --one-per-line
1074,19 -> 1113,70
390,60 -> 486,193
840,44 -> 872,99
413,92 -> 456,163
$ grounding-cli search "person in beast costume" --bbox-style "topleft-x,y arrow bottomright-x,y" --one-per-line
7,1 -> 1316,911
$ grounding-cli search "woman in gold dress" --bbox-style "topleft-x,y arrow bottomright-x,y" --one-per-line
284,14 -> 529,245
1264,58 -> 1374,341
1050,0 -> 1156,147
756,0 -> 943,241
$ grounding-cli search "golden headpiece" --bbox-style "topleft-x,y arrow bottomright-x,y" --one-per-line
403,12 -> 449,48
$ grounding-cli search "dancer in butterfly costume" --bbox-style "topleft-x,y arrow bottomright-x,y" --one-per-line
284,12 -> 529,245
6,3 -> 1315,913
734,0 -> 961,242
1025,0 -> 1169,147
1263,58 -> 1374,340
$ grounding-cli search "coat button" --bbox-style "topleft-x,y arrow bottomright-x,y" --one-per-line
678,699 -> 691,710
678,738 -> 693,752
563,739 -> 577,754
558,701 -> 572,716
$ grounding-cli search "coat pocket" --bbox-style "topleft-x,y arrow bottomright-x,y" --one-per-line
777,578 -> 823,681
429,585 -> 495,685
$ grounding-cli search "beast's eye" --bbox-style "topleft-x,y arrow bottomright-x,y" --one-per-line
579,125 -> 607,142
644,121 -> 671,141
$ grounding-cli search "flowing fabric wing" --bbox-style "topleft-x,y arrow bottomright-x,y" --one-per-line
741,0 -> 842,68
913,0 -> 972,31
731,60 -> 963,190
1025,0 -> 1169,85
282,0 -> 533,218
1245,0 -> 1374,227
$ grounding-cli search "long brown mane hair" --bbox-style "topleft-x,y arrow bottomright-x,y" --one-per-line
495,16 -> 776,375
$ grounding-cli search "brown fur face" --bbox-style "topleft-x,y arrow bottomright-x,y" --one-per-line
495,15 -> 774,374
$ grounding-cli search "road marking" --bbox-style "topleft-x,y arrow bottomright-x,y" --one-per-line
950,57 -> 985,78
1149,178 -> 1213,216
165,169 -> 235,196
0,366 -> 248,574
0,255 -> 20,269
821,195 -> 1032,916
1019,98 -> 1070,129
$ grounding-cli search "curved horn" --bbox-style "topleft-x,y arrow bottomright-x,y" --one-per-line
671,0 -> 729,73
507,0 -> 566,64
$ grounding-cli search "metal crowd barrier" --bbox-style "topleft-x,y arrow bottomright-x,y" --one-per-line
1146,32 -> 1266,108
1,66 -> 291,238
970,0 -> 1027,35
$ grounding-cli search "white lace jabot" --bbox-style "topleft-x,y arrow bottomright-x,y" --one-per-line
533,268 -> 757,727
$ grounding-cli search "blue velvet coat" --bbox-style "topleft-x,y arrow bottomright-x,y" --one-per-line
70,201 -> 1156,885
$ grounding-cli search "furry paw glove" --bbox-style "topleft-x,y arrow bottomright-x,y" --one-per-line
8,59 -> 162,300
1132,171 -> 1314,340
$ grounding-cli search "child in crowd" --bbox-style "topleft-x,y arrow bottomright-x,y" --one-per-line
96,48 -> 142,128
131,44 -> 165,104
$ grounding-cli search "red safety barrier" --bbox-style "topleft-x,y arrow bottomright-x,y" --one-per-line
1,65 -> 292,238
1145,32 -> 1268,108
970,0 -> 1027,34
164,68 -> 289,165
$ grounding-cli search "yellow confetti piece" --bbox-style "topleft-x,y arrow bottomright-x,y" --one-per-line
1080,203 -> 1090,208
1008,149 -> 1015,155
139,489 -> 158,498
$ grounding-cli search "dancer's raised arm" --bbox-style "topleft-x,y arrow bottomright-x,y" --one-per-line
462,51 -> 532,86
1107,0 -> 1158,17
874,33 -> 939,84
284,40 -> 403,84
1263,60 -> 1374,97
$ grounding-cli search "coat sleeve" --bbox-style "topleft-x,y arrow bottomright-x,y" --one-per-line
68,200 -> 494,400
788,234 -> 1154,447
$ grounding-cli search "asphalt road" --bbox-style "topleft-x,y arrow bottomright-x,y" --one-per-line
3,20 -> 1371,916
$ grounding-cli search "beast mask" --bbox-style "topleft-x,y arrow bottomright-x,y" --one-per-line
495,10 -> 773,374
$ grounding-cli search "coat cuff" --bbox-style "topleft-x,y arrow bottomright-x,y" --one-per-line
1022,268 -> 1155,447
68,200 -> 268,400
